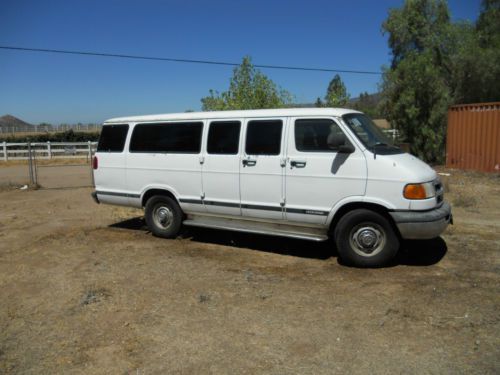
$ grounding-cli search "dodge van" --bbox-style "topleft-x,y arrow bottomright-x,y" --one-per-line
91,108 -> 452,267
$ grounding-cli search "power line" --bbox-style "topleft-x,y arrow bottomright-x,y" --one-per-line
0,45 -> 382,75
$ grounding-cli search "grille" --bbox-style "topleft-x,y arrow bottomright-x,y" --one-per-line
434,179 -> 444,205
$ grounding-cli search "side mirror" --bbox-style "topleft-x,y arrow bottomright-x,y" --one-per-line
328,133 -> 355,153
338,144 -> 355,154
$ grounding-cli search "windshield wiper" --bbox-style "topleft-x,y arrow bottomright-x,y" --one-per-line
370,142 -> 400,158
370,143 -> 386,158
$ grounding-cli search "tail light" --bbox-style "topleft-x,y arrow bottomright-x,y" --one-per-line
92,155 -> 98,170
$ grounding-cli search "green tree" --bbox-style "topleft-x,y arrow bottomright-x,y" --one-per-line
381,0 -> 452,163
314,97 -> 324,107
201,56 -> 293,111
382,51 -> 450,162
324,74 -> 350,107
384,0 -> 450,68
448,1 -> 500,103
476,0 -> 500,45
381,0 -> 500,163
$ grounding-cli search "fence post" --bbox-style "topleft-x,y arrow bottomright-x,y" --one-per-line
47,141 -> 52,159
89,142 -> 95,187
87,141 -> 92,161
28,143 -> 34,185
2,142 -> 6,161
32,143 -> 38,185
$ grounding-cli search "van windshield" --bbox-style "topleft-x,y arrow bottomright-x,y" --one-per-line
342,113 -> 403,154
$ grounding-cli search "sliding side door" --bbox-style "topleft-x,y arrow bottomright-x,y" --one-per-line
201,120 -> 242,216
239,118 -> 286,220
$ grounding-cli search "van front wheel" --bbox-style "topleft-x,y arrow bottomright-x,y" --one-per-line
334,209 -> 399,267
145,196 -> 182,238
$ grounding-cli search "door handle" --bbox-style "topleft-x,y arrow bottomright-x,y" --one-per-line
290,160 -> 307,168
242,159 -> 257,167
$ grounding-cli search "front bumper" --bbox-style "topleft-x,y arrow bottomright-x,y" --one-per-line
91,191 -> 100,204
389,202 -> 452,240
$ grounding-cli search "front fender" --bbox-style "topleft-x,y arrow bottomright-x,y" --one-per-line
326,196 -> 397,226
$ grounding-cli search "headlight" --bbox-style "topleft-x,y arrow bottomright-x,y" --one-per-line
403,182 -> 435,200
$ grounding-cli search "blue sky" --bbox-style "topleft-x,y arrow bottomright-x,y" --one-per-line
0,0 -> 481,124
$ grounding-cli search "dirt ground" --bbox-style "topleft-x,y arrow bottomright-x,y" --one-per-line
0,164 -> 499,374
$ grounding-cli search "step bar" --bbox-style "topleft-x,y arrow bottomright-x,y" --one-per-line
183,215 -> 329,242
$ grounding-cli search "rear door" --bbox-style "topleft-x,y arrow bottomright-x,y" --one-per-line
94,124 -> 130,206
285,117 -> 367,224
239,118 -> 286,220
201,120 -> 242,216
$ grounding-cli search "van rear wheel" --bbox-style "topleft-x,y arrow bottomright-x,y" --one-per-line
145,196 -> 182,238
334,209 -> 399,267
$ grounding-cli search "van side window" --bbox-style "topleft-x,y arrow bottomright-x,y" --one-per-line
245,120 -> 282,155
97,124 -> 129,152
207,121 -> 241,155
295,119 -> 345,152
130,122 -> 203,153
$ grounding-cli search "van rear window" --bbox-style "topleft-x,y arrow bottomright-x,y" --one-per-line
130,122 -> 203,153
97,124 -> 129,152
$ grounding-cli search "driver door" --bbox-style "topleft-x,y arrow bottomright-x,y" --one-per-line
284,117 -> 367,224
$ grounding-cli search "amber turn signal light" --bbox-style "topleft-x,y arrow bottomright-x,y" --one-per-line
403,184 -> 429,199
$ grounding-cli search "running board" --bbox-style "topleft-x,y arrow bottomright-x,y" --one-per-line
183,216 -> 329,242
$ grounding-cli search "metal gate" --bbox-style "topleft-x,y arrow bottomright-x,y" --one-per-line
32,142 -> 96,189
1,142 -> 96,189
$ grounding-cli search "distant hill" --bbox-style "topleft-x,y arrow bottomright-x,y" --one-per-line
349,92 -> 382,107
288,92 -> 382,110
285,102 -> 317,108
0,115 -> 33,130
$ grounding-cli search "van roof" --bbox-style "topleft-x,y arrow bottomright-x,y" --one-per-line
103,107 -> 361,124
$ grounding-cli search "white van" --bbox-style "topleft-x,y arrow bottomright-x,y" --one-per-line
91,108 -> 452,267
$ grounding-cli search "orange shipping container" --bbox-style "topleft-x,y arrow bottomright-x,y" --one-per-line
446,102 -> 500,173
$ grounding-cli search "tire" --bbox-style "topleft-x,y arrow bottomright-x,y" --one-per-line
334,209 -> 399,267
144,195 -> 183,238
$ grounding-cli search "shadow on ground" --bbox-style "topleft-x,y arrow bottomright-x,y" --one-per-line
110,217 -> 447,265
396,237 -> 448,266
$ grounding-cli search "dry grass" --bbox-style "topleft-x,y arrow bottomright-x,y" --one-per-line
439,168 -> 500,210
0,158 -> 90,167
80,286 -> 112,306
0,181 -> 24,192
452,192 -> 478,208
109,206 -> 144,222
1,167 -> 499,374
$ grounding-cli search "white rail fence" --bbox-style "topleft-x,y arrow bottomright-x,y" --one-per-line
383,129 -> 399,141
1,142 -> 97,161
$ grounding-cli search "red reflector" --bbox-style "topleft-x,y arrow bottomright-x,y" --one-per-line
92,156 -> 98,170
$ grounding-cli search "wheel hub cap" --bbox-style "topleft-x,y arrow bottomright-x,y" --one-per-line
154,206 -> 173,228
358,229 -> 377,248
349,224 -> 385,257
